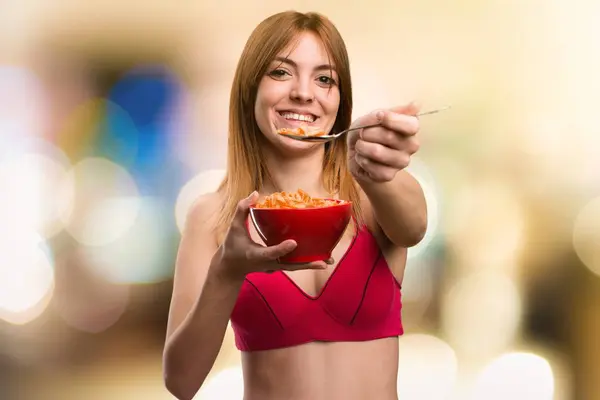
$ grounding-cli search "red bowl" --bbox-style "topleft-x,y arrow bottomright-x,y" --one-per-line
249,200 -> 352,264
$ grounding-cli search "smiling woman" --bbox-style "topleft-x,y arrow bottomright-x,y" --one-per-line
163,10 -> 428,400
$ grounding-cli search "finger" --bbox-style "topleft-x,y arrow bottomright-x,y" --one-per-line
280,260 -> 329,271
355,140 -> 411,169
263,260 -> 328,273
348,107 -> 404,148
360,126 -> 420,153
390,101 -> 421,116
247,239 -> 297,262
356,103 -> 420,133
232,191 -> 259,227
325,257 -> 335,265
355,154 -> 400,182
378,110 -> 419,137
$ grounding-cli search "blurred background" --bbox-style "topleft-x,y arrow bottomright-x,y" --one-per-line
1,0 -> 599,399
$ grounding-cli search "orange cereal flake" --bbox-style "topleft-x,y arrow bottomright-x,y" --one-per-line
254,189 -> 340,209
277,128 -> 300,136
277,125 -> 326,137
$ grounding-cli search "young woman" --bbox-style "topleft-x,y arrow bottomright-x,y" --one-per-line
163,10 -> 427,400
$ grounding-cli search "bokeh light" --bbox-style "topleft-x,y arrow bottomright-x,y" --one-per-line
106,65 -> 190,197
445,181 -> 525,275
59,157 -> 141,246
82,196 -> 175,284
471,352 -> 554,400
55,261 -> 130,333
396,334 -> 458,399
0,151 -> 73,239
519,112 -> 565,158
94,101 -> 140,168
55,98 -> 106,161
175,169 -> 226,233
197,366 -> 244,400
442,271 -> 522,359
572,196 -> 600,278
400,257 -> 434,299
175,83 -> 228,172
108,65 -> 183,128
0,66 -> 48,148
0,232 -> 54,325
406,157 -> 441,260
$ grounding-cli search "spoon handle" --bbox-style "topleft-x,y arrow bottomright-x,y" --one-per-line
335,106 -> 451,137
416,105 -> 451,116
335,123 -> 381,137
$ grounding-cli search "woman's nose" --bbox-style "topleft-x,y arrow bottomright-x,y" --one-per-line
289,78 -> 314,103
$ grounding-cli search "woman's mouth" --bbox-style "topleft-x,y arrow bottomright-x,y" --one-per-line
276,111 -> 318,126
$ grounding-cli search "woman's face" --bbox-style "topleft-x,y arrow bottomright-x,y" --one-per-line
254,31 -> 341,153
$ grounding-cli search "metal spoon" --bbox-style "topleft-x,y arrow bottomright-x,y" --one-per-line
279,105 -> 451,143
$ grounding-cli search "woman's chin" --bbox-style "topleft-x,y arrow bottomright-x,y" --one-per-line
267,134 -> 322,154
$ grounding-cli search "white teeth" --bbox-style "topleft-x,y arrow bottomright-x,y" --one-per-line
280,112 -> 315,123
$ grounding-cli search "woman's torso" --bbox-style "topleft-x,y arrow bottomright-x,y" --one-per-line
229,213 -> 407,400
242,337 -> 399,400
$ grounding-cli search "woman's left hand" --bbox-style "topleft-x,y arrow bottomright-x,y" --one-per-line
347,103 -> 420,183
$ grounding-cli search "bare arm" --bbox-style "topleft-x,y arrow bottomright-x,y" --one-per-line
163,193 -> 242,400
358,170 -> 427,248
348,104 -> 427,248
163,191 -> 328,399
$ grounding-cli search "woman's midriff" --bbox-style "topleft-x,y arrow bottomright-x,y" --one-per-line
241,337 -> 399,400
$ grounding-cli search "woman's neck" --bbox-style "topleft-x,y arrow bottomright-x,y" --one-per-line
261,147 -> 328,197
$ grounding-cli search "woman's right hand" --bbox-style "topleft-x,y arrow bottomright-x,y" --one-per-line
215,191 -> 331,280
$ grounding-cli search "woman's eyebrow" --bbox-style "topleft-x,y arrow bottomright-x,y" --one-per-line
273,56 -> 336,72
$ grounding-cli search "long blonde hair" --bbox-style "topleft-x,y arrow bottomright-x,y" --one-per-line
216,11 -> 364,237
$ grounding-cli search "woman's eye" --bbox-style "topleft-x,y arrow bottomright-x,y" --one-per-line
317,76 -> 336,86
268,69 -> 290,78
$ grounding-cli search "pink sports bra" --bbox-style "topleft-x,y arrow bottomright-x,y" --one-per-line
230,222 -> 404,351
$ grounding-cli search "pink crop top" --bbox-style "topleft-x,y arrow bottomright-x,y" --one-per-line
229,222 -> 404,351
